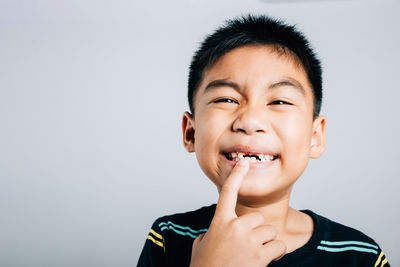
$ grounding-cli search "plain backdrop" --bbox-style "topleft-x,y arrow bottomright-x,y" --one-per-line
1,0 -> 399,266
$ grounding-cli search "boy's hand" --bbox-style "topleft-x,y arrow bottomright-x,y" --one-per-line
190,159 -> 286,267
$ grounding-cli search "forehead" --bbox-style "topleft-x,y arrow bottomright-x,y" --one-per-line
198,45 -> 312,97
194,45 -> 313,101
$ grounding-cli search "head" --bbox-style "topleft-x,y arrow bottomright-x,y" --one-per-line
182,15 -> 326,205
188,15 -> 323,118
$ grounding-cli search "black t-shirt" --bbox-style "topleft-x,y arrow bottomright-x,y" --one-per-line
137,204 -> 390,266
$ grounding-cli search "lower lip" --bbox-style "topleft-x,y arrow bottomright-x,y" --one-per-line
220,154 -> 278,170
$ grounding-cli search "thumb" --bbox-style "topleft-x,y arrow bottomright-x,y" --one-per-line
190,233 -> 206,266
192,233 -> 205,249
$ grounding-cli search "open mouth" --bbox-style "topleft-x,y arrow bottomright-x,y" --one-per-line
223,152 -> 280,163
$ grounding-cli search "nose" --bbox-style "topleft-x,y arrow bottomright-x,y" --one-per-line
232,106 -> 267,135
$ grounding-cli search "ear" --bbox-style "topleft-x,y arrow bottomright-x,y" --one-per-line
182,111 -> 195,152
309,115 -> 326,159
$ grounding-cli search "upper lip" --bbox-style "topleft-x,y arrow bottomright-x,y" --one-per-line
221,144 -> 279,156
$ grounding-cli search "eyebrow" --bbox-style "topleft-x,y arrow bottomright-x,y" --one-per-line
269,78 -> 305,95
204,78 -> 305,96
204,79 -> 240,92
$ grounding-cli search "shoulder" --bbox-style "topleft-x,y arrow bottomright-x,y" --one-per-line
153,203 -> 216,236
139,204 -> 216,267
151,203 -> 216,242
303,210 -> 390,266
306,210 -> 379,247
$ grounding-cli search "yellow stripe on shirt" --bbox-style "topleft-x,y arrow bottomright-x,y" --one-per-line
381,258 -> 388,267
147,235 -> 164,248
150,229 -> 164,241
374,252 -> 384,267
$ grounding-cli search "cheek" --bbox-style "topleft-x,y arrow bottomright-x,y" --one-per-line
279,116 -> 313,161
195,111 -> 227,146
193,114 -> 220,165
193,112 -> 230,185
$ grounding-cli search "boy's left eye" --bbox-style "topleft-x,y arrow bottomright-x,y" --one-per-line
269,100 -> 292,105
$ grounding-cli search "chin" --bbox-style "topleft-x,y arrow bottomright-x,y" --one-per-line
238,180 -> 275,196
238,178 -> 291,203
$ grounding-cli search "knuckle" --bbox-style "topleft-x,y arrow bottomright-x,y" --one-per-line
266,226 -> 277,238
264,240 -> 287,262
248,234 -> 257,244
254,212 -> 265,223
277,240 -> 287,253
253,249 -> 263,261
269,240 -> 286,253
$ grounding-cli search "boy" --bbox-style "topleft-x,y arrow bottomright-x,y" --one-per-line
137,15 -> 390,266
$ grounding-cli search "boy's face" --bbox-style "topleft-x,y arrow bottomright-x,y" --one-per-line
182,45 -> 325,204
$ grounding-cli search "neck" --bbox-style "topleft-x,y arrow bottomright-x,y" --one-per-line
233,194 -> 314,254
235,197 -> 292,232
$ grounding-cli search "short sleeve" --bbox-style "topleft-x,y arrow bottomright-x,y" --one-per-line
372,247 -> 390,267
137,219 -> 166,267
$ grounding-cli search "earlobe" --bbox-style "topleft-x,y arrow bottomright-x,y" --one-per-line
310,115 -> 326,159
182,111 -> 195,152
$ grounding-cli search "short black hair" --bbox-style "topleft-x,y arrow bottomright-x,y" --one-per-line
188,14 -> 323,118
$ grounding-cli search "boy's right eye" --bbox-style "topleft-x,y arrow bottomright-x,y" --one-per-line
213,98 -> 238,104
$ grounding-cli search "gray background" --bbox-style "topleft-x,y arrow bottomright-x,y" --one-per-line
1,0 -> 399,266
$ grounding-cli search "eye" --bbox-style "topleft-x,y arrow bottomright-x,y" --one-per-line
213,98 -> 238,104
269,100 -> 292,105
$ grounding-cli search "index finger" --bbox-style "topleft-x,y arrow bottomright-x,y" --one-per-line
214,159 -> 250,220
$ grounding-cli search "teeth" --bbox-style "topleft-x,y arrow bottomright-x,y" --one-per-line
228,152 -> 276,162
